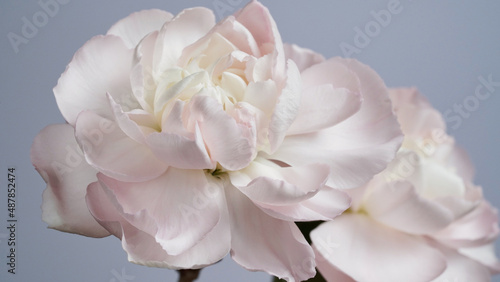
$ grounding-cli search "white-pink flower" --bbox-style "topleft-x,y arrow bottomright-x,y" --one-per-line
311,87 -> 500,282
31,1 -> 402,280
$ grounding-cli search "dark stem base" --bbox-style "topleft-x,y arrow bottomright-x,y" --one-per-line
177,269 -> 201,282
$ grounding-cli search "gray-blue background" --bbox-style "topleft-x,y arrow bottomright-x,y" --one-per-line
1,0 -> 499,281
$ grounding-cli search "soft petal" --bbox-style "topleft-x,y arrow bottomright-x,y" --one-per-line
430,243 -> 491,282
459,244 -> 500,274
54,35 -> 134,125
364,179 -> 454,235
283,43 -> 325,72
187,95 -> 253,171
214,17 -> 261,57
107,93 -> 149,143
96,169 -> 222,256
270,58 -> 402,189
434,201 -> 499,248
228,156 -> 350,222
31,124 -> 109,237
389,87 -> 446,140
74,111 -> 167,182
153,7 -> 215,73
408,157 -> 467,200
314,248 -> 355,282
311,214 -> 447,282
130,31 -> 158,113
107,9 -> 173,48
267,60 -> 301,153
255,187 -> 351,222
235,0 -> 285,75
86,180 -> 230,269
270,131 -> 402,190
287,85 -> 362,135
226,184 -> 316,281
146,100 -> 214,169
228,158 -> 329,205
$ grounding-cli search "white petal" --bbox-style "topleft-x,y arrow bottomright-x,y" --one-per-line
226,184 -> 316,281
187,95 -> 253,171
311,214 -> 447,282
31,124 -> 109,237
54,35 -> 134,125
284,43 -> 325,72
153,7 -> 215,72
86,180 -> 230,269
364,179 -> 454,235
96,169 -> 222,256
74,111 -> 167,182
107,9 -> 173,48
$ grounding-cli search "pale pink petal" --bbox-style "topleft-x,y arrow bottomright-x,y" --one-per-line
54,35 -> 134,125
311,214 -> 446,282
107,93 -> 149,143
389,87 -> 446,140
283,43 -> 325,72
145,100 -> 214,169
215,17 -> 261,57
96,169 -> 222,256
290,55 -> 363,136
187,95 -> 253,171
226,185 -> 316,281
270,58 -> 402,189
430,243 -> 491,281
235,0 -> 285,75
270,131 -> 402,189
31,124 -> 109,237
434,201 -> 499,248
107,9 -> 173,48
228,158 -> 329,205
153,7 -> 215,72
459,244 -> 500,274
255,187 -> 351,222
447,145 -> 476,183
243,80 -> 278,115
314,248 -> 355,282
74,111 -> 167,182
267,60 -> 302,153
130,31 -> 158,113
86,180 -> 230,269
364,179 -> 454,235
287,85 -> 362,135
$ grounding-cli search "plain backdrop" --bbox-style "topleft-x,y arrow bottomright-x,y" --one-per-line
0,0 -> 499,281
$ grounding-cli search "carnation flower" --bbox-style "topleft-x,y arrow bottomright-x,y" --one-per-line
31,1 -> 402,280
311,87 -> 500,281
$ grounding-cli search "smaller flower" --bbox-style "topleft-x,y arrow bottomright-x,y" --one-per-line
311,88 -> 500,282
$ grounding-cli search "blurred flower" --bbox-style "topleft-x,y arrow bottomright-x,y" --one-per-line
31,1 -> 401,280
311,88 -> 500,281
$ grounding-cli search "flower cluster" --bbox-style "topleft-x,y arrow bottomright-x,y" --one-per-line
311,88 -> 500,281
31,1 -> 499,281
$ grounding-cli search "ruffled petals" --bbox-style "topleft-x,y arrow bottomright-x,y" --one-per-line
31,124 -> 109,237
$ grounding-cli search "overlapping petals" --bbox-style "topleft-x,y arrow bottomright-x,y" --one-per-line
32,1 -> 405,281
311,88 -> 500,281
